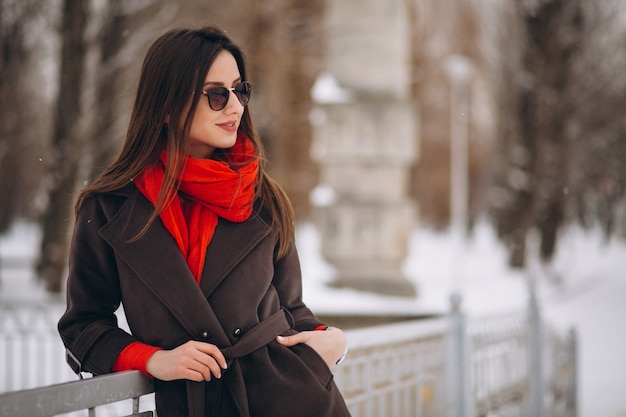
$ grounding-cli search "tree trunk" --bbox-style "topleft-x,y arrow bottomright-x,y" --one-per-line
490,0 -> 584,268
88,0 -> 127,181
37,0 -> 88,293
0,0 -> 44,234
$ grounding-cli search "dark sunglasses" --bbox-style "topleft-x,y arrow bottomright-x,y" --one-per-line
200,81 -> 251,111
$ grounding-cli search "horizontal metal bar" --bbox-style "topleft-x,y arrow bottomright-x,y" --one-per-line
0,371 -> 153,417
344,317 -> 449,349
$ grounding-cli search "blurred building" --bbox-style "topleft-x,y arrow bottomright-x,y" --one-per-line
310,0 -> 418,296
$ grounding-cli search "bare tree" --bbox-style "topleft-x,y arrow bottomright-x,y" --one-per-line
85,0 -> 128,181
522,0 -> 585,264
487,0 -> 585,268
35,0 -> 172,293
568,0 -> 626,239
486,0 -> 626,269
0,0 -> 48,234
85,0 -> 175,182
37,0 -> 88,292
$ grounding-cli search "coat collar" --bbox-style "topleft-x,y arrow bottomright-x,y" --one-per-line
98,187 -> 272,343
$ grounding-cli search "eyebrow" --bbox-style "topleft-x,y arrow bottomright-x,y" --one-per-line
202,77 -> 242,88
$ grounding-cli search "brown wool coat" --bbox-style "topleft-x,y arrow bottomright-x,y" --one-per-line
58,183 -> 351,417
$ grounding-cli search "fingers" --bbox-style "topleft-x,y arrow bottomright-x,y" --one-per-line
147,341 -> 228,382
185,342 -> 227,381
193,342 -> 228,370
276,332 -> 309,346
277,328 -> 347,368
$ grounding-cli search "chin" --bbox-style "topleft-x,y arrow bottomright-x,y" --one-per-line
221,135 -> 238,149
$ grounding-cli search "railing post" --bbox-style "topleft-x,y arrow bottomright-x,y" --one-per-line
566,328 -> 578,417
527,270 -> 545,417
446,293 -> 471,417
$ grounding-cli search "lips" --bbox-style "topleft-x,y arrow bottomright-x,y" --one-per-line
217,120 -> 238,133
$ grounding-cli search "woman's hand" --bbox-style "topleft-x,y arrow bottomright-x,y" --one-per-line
276,327 -> 347,368
146,341 -> 228,382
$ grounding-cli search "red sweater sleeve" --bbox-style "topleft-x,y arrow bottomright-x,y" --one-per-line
112,342 -> 161,376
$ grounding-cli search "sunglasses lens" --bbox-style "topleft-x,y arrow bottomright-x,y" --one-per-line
234,82 -> 251,107
207,87 -> 229,111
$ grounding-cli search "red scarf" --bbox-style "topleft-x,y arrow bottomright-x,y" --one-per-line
134,131 -> 258,284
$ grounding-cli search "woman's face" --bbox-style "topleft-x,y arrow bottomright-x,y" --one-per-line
186,50 -> 245,158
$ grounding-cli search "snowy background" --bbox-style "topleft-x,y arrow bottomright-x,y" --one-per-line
301,221 -> 626,417
1,220 -> 625,417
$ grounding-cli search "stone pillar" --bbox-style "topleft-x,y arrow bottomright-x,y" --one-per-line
310,0 -> 418,297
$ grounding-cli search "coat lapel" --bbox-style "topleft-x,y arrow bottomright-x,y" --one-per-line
199,213 -> 272,298
98,191 -> 231,346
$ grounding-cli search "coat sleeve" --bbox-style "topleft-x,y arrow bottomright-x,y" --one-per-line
58,194 -> 138,375
271,240 -> 324,331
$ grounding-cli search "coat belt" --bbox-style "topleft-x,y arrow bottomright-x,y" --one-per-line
221,307 -> 294,361
186,307 -> 295,417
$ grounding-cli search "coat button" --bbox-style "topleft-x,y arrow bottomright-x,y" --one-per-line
233,328 -> 242,337
200,330 -> 210,339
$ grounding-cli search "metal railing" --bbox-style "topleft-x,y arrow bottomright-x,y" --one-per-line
0,302 -> 73,393
0,371 -> 153,417
0,301 -> 153,417
334,318 -> 448,417
467,314 -> 577,417
469,313 -> 530,414
0,302 -> 577,417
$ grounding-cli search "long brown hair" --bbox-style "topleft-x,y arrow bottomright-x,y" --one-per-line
76,26 -> 295,257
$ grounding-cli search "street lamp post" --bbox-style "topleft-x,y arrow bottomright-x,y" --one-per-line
445,54 -> 474,295
444,54 -> 474,417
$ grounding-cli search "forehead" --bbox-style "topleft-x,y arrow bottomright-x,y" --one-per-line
204,50 -> 241,83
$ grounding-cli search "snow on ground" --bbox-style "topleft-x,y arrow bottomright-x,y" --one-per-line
298,221 -> 529,316
1,220 -> 625,416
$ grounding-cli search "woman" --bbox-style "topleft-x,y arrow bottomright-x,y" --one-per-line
58,26 -> 351,417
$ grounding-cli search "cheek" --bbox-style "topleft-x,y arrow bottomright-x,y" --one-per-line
192,112 -> 215,132
188,110 -> 205,130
